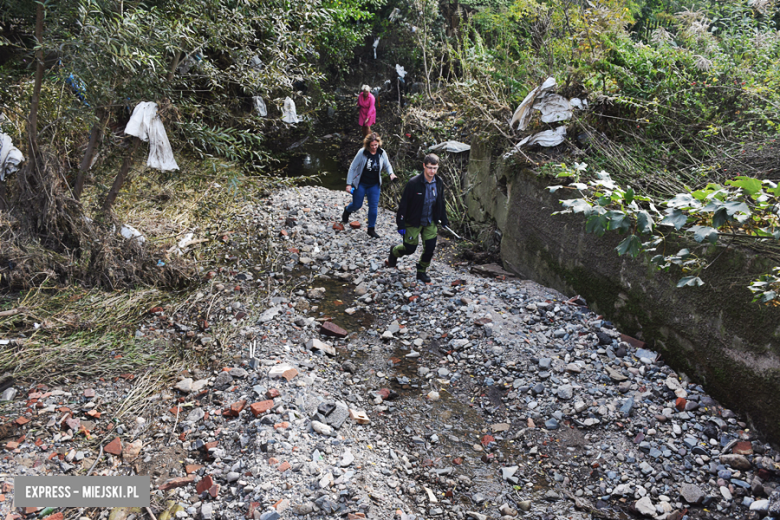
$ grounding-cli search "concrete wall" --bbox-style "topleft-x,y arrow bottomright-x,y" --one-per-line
466,136 -> 780,443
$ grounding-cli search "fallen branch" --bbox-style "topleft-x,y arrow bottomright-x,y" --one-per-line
0,308 -> 26,317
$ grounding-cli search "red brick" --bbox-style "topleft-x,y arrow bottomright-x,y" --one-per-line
158,476 -> 194,491
333,223 -> 345,231
282,368 -> 298,381
481,435 -> 495,447
42,513 -> 62,520
273,422 -> 290,430
278,461 -> 291,472
15,417 -> 29,426
196,475 -> 214,494
247,502 -> 260,519
185,464 -> 203,474
320,321 -> 347,338
250,400 -> 274,416
675,398 -> 687,412
5,442 -> 18,450
266,388 -> 281,399
208,484 -> 219,498
223,400 -> 246,418
733,441 -> 753,455
349,221 -> 361,229
104,437 -> 122,456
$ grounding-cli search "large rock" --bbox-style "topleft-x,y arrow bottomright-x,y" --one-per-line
680,483 -> 705,505
720,453 -> 752,470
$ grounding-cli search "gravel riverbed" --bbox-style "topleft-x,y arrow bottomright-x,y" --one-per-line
1,186 -> 779,520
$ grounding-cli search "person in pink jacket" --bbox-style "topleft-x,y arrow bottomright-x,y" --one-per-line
358,85 -> 376,137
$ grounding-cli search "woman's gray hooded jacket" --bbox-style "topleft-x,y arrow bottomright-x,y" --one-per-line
346,147 -> 394,187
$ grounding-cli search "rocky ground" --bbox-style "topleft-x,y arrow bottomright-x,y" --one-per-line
1,185 -> 779,520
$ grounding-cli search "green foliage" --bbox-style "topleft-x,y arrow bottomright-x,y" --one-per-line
549,163 -> 780,304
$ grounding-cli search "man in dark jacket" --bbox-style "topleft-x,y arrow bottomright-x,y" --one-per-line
385,153 -> 448,283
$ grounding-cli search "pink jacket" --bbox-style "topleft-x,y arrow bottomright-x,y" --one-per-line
358,92 -> 376,127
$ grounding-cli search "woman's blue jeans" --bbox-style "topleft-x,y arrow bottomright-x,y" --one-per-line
346,182 -> 380,228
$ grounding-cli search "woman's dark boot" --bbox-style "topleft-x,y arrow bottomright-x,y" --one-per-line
341,207 -> 351,223
367,227 -> 380,238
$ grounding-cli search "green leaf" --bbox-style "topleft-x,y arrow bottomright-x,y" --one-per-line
585,214 -> 608,237
560,199 -> 592,214
636,211 -> 654,234
712,207 -> 729,228
605,210 -> 629,232
624,188 -> 634,205
666,193 -> 698,209
650,254 -> 665,265
726,176 -> 763,196
660,209 -> 687,230
615,235 -> 641,257
689,225 -> 718,243
677,276 -> 704,287
723,200 -> 750,216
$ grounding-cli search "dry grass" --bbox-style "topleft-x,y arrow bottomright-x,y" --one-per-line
0,155 -> 282,386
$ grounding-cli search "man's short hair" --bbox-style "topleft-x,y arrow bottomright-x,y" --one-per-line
423,154 -> 439,166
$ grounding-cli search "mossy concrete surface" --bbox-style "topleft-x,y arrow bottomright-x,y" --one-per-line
465,142 -> 780,444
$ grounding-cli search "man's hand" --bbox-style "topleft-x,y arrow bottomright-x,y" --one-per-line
345,185 -> 353,194
398,228 -> 406,236
390,173 -> 398,182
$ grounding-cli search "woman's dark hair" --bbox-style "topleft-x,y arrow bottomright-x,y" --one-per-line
363,132 -> 382,150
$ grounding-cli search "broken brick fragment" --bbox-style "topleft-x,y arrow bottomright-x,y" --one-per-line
158,476 -> 194,491
104,437 -> 122,456
196,475 -> 214,494
320,321 -> 347,338
250,400 -> 274,416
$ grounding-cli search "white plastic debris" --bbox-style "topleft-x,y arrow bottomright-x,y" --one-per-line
569,98 -> 588,110
396,64 -> 407,79
373,38 -> 380,59
389,7 -> 402,21
282,97 -> 299,124
249,55 -> 263,70
0,132 -> 24,182
124,102 -> 179,171
253,96 -> 267,117
515,126 -> 567,148
120,224 -> 146,244
510,77 -> 557,130
428,141 -> 471,153
537,94 -> 572,123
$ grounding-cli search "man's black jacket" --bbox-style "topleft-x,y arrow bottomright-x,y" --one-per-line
396,173 -> 449,229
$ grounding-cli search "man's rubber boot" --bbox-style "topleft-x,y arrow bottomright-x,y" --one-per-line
385,246 -> 398,268
367,227 -> 380,238
341,207 -> 351,224
416,265 -> 431,284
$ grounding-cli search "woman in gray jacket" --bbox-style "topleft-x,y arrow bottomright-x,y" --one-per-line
342,133 -> 397,238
